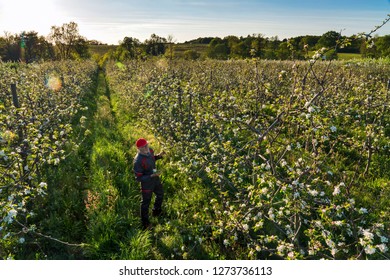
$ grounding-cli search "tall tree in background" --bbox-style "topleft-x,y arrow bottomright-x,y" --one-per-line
207,37 -> 229,59
121,36 -> 141,58
166,34 -> 176,60
0,31 -> 54,62
375,35 -> 390,57
317,31 -> 340,48
0,32 -> 19,61
47,22 -> 88,60
24,31 -> 55,62
145,34 -> 167,56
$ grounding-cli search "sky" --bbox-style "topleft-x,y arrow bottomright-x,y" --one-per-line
0,0 -> 389,44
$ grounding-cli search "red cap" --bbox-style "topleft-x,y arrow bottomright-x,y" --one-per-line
136,138 -> 148,148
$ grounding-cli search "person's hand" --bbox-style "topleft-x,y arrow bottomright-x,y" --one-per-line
158,151 -> 166,157
151,172 -> 161,178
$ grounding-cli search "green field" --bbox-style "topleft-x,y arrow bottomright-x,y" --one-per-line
172,43 -> 208,58
337,53 -> 362,60
88,44 -> 117,56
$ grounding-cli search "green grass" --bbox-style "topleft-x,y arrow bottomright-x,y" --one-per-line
338,52 -> 362,60
173,43 -> 208,58
82,71 -> 145,259
307,51 -> 362,60
89,45 -> 118,57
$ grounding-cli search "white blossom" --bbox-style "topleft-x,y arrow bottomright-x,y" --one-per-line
359,208 -> 368,214
333,186 -> 340,196
377,244 -> 388,253
326,239 -> 336,248
260,187 -> 268,195
277,244 -> 285,253
364,246 -> 376,255
331,248 -> 338,256
80,116 -> 87,124
362,229 -> 374,241
333,220 -> 343,226
8,209 -> 17,218
308,189 -> 318,197
4,209 -> 17,224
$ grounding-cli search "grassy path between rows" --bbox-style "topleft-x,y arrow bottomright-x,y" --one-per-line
82,71 -> 153,259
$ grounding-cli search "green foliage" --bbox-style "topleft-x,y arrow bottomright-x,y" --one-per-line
121,37 -> 141,58
183,50 -> 201,60
118,230 -> 152,259
317,31 -> 340,48
47,22 -> 90,60
0,32 -> 55,62
145,34 -> 167,56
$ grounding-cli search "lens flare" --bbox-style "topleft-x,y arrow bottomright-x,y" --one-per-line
45,75 -> 62,91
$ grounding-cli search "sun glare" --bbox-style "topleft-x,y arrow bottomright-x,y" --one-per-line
0,0 -> 68,35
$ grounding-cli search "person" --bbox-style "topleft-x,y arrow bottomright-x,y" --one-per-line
133,138 -> 165,230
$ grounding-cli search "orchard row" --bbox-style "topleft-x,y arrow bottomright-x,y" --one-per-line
0,60 -> 97,257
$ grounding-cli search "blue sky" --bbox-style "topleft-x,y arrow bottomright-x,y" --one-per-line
0,0 -> 389,44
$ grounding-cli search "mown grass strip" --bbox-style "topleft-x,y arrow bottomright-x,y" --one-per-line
83,71 -> 154,259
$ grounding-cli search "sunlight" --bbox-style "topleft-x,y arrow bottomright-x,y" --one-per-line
0,0 -> 68,35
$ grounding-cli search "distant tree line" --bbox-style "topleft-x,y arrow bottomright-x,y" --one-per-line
1,21 -> 389,63
106,31 -> 390,62
197,32 -> 390,60
0,22 -> 90,62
